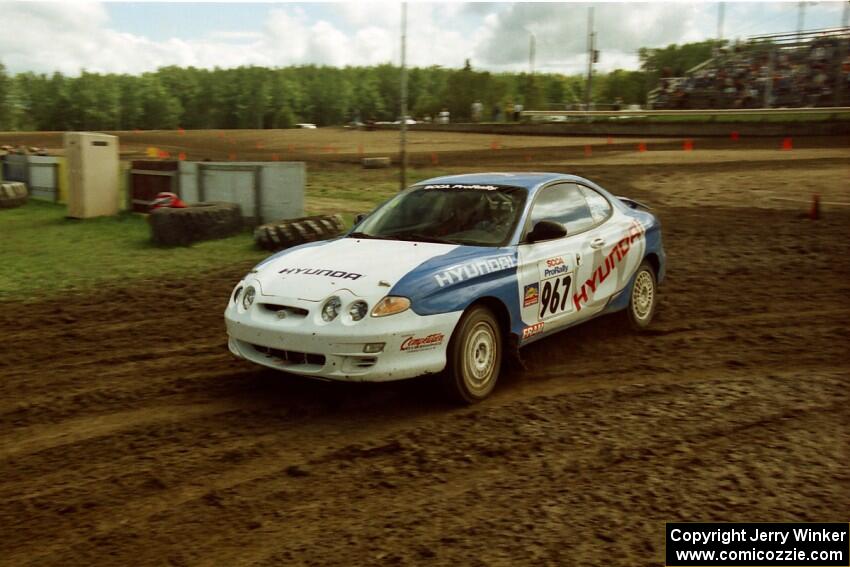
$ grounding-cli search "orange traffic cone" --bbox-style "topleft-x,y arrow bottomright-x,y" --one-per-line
781,137 -> 793,151
637,142 -> 647,152
683,139 -> 694,151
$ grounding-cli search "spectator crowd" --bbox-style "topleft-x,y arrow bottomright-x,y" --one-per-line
654,33 -> 850,109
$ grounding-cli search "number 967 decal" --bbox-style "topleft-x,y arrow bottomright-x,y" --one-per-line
539,275 -> 573,319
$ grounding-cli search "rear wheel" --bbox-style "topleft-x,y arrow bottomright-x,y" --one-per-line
625,260 -> 657,330
442,305 -> 502,403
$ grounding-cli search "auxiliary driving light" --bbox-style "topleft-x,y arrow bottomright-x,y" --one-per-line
322,296 -> 342,322
363,343 -> 385,354
242,286 -> 256,310
349,300 -> 368,321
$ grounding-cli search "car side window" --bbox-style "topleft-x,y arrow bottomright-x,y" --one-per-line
529,183 -> 594,235
579,186 -> 612,223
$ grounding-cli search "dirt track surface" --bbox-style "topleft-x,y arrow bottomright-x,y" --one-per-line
2,143 -> 849,566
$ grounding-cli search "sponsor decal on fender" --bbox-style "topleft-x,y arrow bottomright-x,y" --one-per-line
573,220 -> 644,312
400,333 -> 445,352
279,267 -> 363,280
523,283 -> 540,307
434,255 -> 516,288
522,322 -> 544,339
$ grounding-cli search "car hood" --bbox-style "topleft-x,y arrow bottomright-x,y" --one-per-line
252,237 -> 460,301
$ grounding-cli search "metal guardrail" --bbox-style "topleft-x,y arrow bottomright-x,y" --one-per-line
522,107 -> 850,118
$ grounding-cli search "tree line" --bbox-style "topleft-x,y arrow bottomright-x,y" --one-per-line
0,40 -> 717,131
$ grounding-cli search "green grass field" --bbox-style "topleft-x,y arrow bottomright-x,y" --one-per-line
0,166 -> 459,300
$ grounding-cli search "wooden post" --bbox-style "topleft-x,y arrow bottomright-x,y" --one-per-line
197,163 -> 206,202
253,165 -> 263,225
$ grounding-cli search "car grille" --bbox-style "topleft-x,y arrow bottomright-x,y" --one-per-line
251,344 -> 325,366
259,303 -> 309,318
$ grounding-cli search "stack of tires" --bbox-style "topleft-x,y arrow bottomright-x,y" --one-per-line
149,202 -> 243,246
254,214 -> 346,251
0,182 -> 28,209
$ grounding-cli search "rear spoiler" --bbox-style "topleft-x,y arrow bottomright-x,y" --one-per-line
617,196 -> 652,211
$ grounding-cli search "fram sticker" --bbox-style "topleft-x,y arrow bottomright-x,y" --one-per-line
522,322 -> 544,339
523,283 -> 539,307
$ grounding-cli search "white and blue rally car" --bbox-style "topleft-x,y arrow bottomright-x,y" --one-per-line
225,172 -> 666,402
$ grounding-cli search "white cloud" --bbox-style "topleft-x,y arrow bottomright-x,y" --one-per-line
0,1 -> 839,76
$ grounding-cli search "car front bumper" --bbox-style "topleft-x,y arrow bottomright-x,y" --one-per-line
224,290 -> 462,382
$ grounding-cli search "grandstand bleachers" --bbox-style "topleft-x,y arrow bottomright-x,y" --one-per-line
653,27 -> 850,109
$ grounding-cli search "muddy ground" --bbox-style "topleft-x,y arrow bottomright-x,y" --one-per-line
1,139 -> 849,566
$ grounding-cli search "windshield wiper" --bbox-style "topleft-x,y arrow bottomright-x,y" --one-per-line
393,232 -> 456,245
348,231 -> 391,240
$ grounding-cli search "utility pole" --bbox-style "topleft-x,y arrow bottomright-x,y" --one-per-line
797,1 -> 806,42
717,2 -> 725,41
399,2 -> 408,191
529,31 -> 536,75
585,7 -> 595,110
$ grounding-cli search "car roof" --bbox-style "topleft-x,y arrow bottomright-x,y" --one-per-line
414,172 -> 593,194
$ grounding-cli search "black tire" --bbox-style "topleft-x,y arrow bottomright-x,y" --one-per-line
0,182 -> 28,209
149,202 -> 242,246
254,214 -> 345,251
624,260 -> 658,330
442,305 -> 503,404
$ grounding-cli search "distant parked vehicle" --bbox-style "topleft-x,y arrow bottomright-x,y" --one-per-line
295,123 -> 317,129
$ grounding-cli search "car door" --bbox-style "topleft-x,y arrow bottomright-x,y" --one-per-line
570,185 -> 646,319
516,183 -> 598,338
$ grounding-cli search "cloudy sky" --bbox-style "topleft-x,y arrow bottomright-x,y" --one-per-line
1,1 -> 847,76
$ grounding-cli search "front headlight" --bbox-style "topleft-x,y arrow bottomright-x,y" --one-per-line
348,300 -> 368,321
371,296 -> 410,317
232,285 -> 243,303
322,296 -> 342,322
242,286 -> 256,310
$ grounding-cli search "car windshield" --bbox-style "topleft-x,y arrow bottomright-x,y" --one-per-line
351,184 -> 527,246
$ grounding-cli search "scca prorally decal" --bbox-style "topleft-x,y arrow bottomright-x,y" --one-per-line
522,322 -> 544,339
540,256 -> 569,279
523,283 -> 539,307
573,220 -> 644,312
422,184 -> 500,191
279,267 -> 363,280
400,333 -> 445,352
434,255 -> 516,288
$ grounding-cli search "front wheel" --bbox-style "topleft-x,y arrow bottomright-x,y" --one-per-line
442,305 -> 503,404
625,260 -> 658,330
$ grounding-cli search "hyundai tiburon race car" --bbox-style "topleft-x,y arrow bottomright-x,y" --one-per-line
225,173 -> 666,402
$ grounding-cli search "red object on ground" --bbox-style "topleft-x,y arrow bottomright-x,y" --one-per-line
255,141 -> 264,149
158,150 -> 170,159
490,139 -> 501,150
782,137 -> 793,151
607,136 -> 613,145
178,128 -> 185,135
584,145 -> 593,157
178,152 -> 187,161
730,131 -> 740,141
809,194 -> 821,220
683,139 -> 694,151
150,192 -> 187,210
272,153 -> 280,161
637,142 -> 647,152
228,152 -> 236,161
430,152 -> 439,166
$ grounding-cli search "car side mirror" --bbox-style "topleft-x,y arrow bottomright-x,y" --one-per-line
527,219 -> 567,243
354,213 -> 367,225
